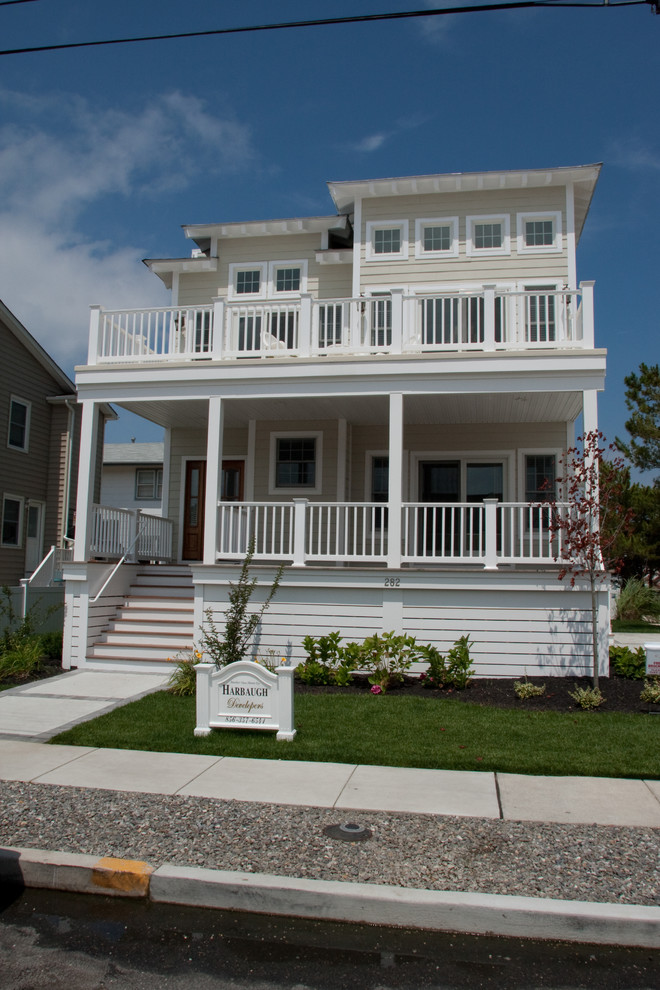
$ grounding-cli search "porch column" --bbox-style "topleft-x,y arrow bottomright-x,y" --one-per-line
582,388 -> 600,496
203,396 -> 224,566
73,400 -> 100,562
387,392 -> 403,569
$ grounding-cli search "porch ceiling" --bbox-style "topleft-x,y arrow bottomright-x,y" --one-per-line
117,390 -> 583,430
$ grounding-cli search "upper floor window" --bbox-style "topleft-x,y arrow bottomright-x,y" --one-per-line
414,217 -> 459,259
236,270 -> 261,294
466,215 -> 510,257
1,494 -> 23,546
365,220 -> 409,261
228,263 -> 267,299
269,260 -> 307,297
8,397 -> 30,452
517,212 -> 562,253
135,468 -> 163,500
275,267 -> 300,292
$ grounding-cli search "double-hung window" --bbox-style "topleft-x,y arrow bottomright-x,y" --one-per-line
371,455 -> 389,529
1,495 -> 23,546
271,434 -> 321,492
8,397 -> 30,451
135,468 -> 163,500
525,454 -> 556,530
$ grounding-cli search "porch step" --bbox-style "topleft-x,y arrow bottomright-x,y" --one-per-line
87,564 -> 195,665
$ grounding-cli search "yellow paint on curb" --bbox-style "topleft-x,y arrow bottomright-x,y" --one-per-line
91,857 -> 154,895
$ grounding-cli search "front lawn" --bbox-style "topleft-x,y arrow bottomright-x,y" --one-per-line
51,690 -> 660,779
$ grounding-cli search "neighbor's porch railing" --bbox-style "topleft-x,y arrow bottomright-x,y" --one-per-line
88,283 -> 594,364
89,506 -> 173,561
214,499 -> 569,569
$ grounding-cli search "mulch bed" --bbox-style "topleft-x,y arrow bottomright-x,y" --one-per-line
0,659 -> 64,692
295,670 -> 658,715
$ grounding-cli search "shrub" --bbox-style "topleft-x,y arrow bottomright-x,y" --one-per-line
569,685 -> 605,710
360,631 -> 417,693
419,636 -> 474,691
39,631 -> 63,660
514,679 -> 546,700
610,644 -> 646,680
615,577 -> 660,622
640,678 -> 660,705
0,637 -> 45,683
167,649 -> 201,696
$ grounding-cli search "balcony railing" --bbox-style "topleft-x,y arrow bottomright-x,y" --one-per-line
88,283 -> 594,364
214,499 -> 569,569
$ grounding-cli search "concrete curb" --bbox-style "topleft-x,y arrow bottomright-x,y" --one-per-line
2,846 -> 659,949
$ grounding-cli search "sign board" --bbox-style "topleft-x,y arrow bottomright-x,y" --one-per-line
194,660 -> 296,741
645,643 -> 660,678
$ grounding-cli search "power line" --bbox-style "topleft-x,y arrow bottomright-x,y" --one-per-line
0,0 -> 41,6
0,2 -> 653,58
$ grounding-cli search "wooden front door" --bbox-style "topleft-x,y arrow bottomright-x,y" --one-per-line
182,460 -> 206,560
182,459 -> 245,560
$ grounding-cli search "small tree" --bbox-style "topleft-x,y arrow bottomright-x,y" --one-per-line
549,432 -> 633,689
615,362 -> 660,474
201,538 -> 284,667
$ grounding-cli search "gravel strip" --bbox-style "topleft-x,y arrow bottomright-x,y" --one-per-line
1,780 -> 659,906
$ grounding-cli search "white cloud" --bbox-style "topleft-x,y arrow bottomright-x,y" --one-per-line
352,132 -> 389,153
0,90 -> 255,373
608,138 -> 660,173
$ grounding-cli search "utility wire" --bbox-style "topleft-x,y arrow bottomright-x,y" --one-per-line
0,2 -> 654,57
0,0 -> 41,6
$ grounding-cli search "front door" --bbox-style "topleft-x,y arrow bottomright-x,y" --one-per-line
182,459 -> 245,560
419,461 -> 460,555
25,501 -> 45,574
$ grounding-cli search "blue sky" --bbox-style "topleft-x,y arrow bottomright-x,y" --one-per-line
0,1 -> 658,474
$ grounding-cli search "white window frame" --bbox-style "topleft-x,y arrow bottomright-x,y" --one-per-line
518,449 -> 562,501
414,217 -> 459,260
466,215 -> 511,257
1,493 -> 24,547
410,451 -> 513,502
228,263 -> 267,300
267,259 -> 308,298
365,220 -> 409,262
135,468 -> 163,501
269,430 -> 323,495
7,396 -> 31,452
516,211 -> 562,254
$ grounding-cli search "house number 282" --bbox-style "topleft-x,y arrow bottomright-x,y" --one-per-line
384,578 -> 400,587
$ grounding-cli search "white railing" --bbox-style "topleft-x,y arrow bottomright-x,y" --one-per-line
88,283 -> 594,364
89,506 -> 173,561
216,499 -> 568,569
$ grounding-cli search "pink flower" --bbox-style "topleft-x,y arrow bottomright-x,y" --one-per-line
370,684 -> 382,695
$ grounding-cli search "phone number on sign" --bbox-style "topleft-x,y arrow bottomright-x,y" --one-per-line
220,716 -> 267,725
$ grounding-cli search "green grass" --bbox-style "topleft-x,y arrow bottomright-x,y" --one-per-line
51,690 -> 660,779
611,619 -> 660,633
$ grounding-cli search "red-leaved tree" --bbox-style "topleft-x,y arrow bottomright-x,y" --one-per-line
549,432 -> 634,689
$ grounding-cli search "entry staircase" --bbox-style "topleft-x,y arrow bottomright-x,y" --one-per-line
86,565 -> 195,669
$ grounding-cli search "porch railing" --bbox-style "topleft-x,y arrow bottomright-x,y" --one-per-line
88,283 -> 594,364
89,506 -> 173,561
215,499 -> 569,569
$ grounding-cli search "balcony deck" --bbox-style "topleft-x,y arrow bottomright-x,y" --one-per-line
87,285 -> 594,366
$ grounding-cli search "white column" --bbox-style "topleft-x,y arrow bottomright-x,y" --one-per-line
161,427 -> 171,519
579,280 -> 595,348
246,419 -> 256,500
292,498 -> 307,567
482,285 -> 497,351
87,306 -> 101,364
583,389 -> 598,438
211,297 -> 225,360
73,400 -> 100,562
387,392 -> 403,569
203,396 -> 224,565
390,288 -> 404,354
299,293 -> 312,356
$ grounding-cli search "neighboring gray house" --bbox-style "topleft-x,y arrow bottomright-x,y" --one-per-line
0,300 -> 85,585
101,442 -> 164,516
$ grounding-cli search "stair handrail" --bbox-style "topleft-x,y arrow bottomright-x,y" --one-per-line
90,516 -> 154,604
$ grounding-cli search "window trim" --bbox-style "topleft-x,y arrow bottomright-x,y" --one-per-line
135,468 -> 163,501
268,259 -> 308,298
414,217 -> 459,259
410,451 -> 513,502
518,449 -> 561,502
365,220 -> 409,262
7,396 -> 31,452
228,263 -> 267,300
269,430 -> 323,495
466,215 -> 511,257
516,211 -> 562,254
1,493 -> 24,547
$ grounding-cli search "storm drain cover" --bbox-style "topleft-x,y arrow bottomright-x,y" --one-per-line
323,822 -> 372,842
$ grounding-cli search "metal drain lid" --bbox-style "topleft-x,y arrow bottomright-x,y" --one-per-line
323,822 -> 372,841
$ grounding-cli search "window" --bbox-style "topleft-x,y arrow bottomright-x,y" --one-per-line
269,260 -> 307,297
8,397 -> 30,451
524,284 -> 557,343
135,469 -> 163,500
1,495 -> 23,546
415,217 -> 459,259
276,438 -> 316,487
525,455 -> 556,502
228,263 -> 267,299
236,270 -> 261,294
371,455 -> 389,528
275,267 -> 301,293
466,215 -> 510,256
365,221 -> 409,261
517,212 -> 562,253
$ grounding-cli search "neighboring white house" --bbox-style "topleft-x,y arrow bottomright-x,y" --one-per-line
64,164 -> 609,676
101,442 -> 164,516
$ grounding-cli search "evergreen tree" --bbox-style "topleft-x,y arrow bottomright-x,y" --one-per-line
616,362 -> 660,473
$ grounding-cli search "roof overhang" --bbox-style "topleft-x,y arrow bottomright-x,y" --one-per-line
0,299 -> 75,395
183,214 -> 350,252
143,256 -> 218,290
327,164 -> 602,241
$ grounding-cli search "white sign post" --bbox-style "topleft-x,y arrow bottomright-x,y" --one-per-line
645,643 -> 660,678
194,660 -> 296,741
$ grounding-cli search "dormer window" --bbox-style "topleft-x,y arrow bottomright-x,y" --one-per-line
517,212 -> 562,253
365,221 -> 409,261
466,215 -> 510,257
